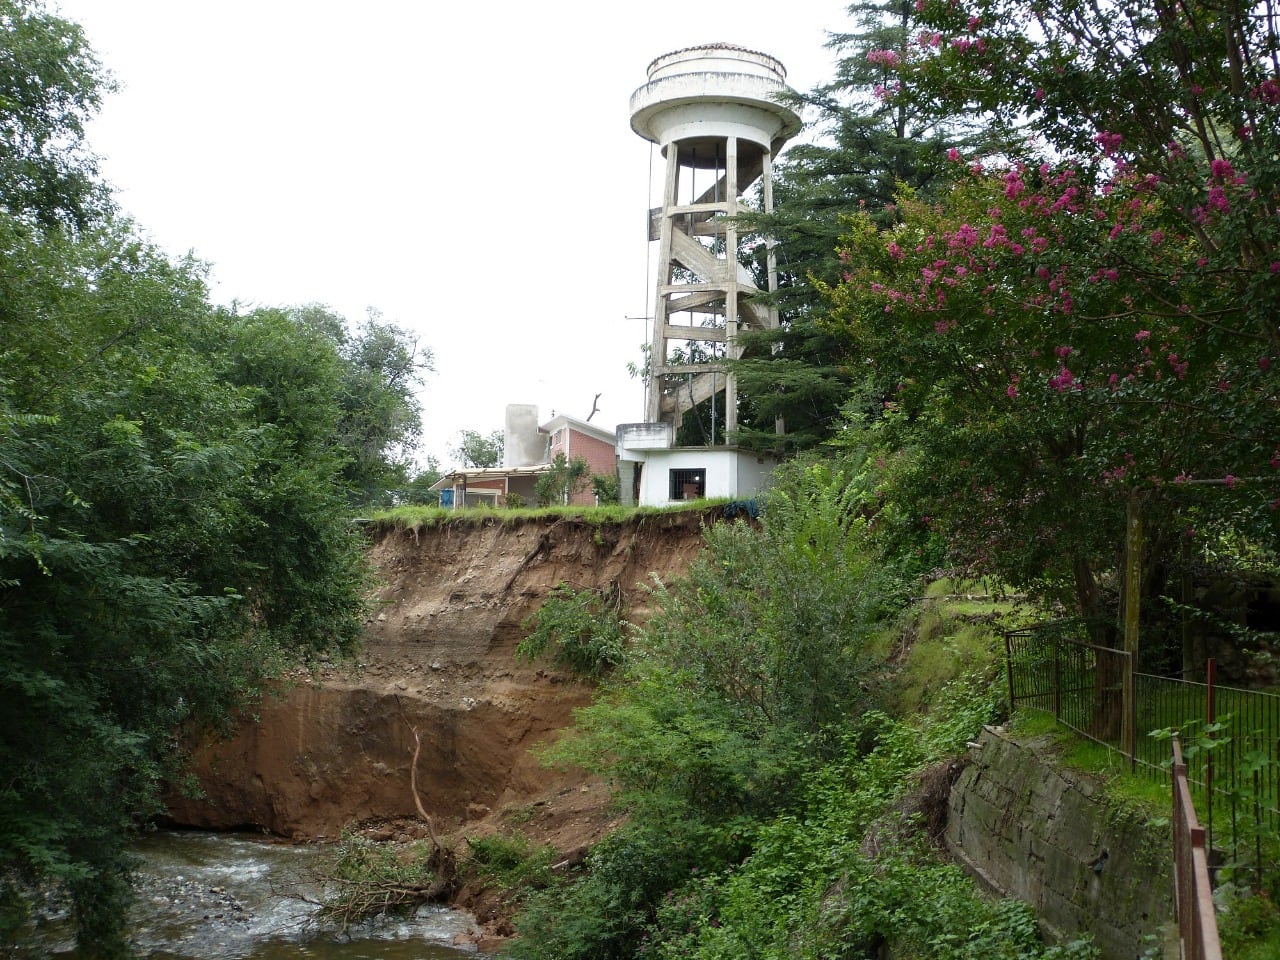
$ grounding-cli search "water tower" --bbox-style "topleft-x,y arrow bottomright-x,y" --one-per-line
630,44 -> 801,437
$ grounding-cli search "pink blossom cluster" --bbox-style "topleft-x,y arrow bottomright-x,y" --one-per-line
1190,158 -> 1251,222
1048,366 -> 1078,391
1102,453 -> 1138,484
1094,131 -> 1123,156
873,163 -> 1110,322
1252,78 -> 1280,104
851,149 -> 1276,492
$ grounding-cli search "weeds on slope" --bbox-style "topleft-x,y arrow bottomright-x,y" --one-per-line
500,458 -> 1098,960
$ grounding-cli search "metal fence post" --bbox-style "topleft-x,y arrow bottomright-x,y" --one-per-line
1005,632 -> 1016,714
1053,637 -> 1061,721
1206,658 -> 1216,856
1123,496 -> 1143,770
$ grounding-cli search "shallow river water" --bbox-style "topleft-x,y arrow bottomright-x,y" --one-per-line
25,832 -> 478,959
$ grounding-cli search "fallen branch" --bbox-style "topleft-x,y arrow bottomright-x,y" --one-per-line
395,695 -> 440,851
316,874 -> 449,935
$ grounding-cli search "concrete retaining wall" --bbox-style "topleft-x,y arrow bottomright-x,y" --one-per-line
946,727 -> 1173,959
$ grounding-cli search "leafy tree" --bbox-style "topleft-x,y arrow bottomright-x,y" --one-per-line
0,6 -> 386,950
823,0 -> 1280,649
0,0 -> 110,228
277,304 -> 430,505
0,216 -> 375,954
397,456 -> 443,506
894,0 -> 1280,353
451,428 -> 503,468
534,453 -> 589,507
729,0 -> 999,454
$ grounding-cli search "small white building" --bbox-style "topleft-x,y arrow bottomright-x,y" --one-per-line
617,423 -> 775,507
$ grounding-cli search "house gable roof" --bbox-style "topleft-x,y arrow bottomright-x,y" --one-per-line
540,412 -> 617,447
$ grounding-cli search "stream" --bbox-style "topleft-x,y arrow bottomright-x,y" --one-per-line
21,831 -> 480,959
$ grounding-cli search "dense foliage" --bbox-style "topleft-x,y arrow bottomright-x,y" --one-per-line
0,4 -> 427,953
636,709 -> 1098,960
504,463 -> 1094,959
507,461 -> 894,958
279,305 -> 430,506
821,0 -> 1280,655
0,0 -> 107,228
729,0 -> 1003,454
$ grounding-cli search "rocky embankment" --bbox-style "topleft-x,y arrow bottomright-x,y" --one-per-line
167,511 -> 712,853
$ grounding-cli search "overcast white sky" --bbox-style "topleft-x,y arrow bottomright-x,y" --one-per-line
52,1 -> 850,469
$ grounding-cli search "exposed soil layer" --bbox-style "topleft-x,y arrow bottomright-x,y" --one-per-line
168,511 -> 713,851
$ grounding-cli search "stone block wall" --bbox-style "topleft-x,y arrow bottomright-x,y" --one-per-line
946,727 -> 1173,959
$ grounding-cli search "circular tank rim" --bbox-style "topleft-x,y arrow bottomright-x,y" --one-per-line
644,42 -> 788,81
629,73 -> 803,145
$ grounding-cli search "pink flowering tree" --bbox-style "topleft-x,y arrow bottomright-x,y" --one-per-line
819,0 -> 1280,654
829,162 -> 1274,636
895,0 -> 1280,348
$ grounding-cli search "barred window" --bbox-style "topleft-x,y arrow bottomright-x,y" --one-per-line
669,468 -> 705,501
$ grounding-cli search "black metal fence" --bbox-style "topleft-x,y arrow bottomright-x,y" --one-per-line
1006,624 -> 1280,889
1005,623 -> 1133,756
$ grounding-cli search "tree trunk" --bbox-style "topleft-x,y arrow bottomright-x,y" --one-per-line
1075,558 -> 1124,741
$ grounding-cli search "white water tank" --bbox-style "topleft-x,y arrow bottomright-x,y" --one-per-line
630,44 -> 801,166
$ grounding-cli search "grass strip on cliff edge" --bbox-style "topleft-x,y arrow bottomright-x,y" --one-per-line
365,499 -> 733,534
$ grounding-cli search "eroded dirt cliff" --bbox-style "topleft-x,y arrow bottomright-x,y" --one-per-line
167,511 -> 713,853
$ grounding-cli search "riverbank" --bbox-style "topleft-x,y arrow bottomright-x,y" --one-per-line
19,831 -> 480,958
158,513 -> 712,950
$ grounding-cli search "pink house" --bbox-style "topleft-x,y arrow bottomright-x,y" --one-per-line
541,413 -> 617,502
431,408 -> 618,508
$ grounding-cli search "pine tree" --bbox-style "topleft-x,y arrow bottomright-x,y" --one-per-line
731,0 -> 1001,454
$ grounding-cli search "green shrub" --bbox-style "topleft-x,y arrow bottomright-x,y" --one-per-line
464,833 -> 555,894
535,454 -> 589,506
518,583 -> 627,679
507,819 -> 751,960
636,714 -> 1098,960
1219,884 -> 1280,960
591,472 -> 620,505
